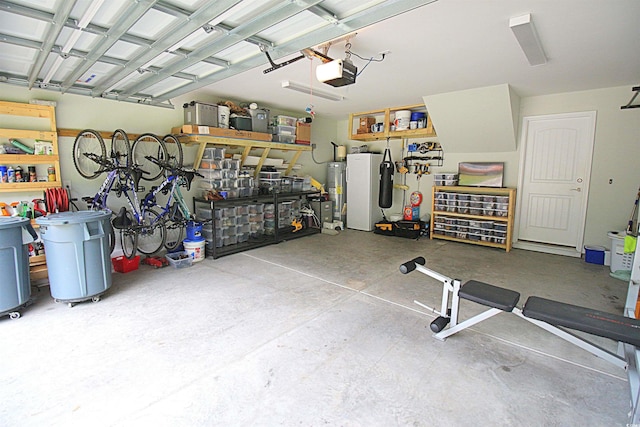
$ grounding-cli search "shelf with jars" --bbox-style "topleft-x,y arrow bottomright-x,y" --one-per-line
348,103 -> 436,141
0,101 -> 61,192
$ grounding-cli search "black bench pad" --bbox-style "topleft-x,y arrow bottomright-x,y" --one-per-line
459,280 -> 520,312
523,296 -> 640,347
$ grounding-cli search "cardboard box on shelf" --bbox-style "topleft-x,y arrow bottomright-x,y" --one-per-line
295,122 -> 311,145
358,116 -> 375,132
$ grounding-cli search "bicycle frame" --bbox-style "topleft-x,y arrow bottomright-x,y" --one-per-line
141,174 -> 192,227
89,167 -> 143,223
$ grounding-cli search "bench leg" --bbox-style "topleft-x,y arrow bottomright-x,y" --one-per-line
624,343 -> 640,423
513,309 -> 627,369
434,307 -> 505,341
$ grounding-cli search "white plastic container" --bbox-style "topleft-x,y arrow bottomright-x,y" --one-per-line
608,231 -> 634,272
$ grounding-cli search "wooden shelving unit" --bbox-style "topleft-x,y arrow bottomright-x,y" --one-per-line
178,134 -> 312,177
0,101 -> 61,192
0,101 -> 62,192
430,186 -> 516,252
348,103 -> 436,141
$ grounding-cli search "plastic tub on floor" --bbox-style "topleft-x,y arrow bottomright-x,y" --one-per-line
0,217 -> 35,318
36,210 -> 112,305
584,245 -> 606,265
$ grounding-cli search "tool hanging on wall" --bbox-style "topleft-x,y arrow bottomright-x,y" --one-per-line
379,139 -> 394,208
627,186 -> 640,235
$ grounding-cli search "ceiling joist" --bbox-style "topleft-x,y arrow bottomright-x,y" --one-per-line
0,0 -> 436,107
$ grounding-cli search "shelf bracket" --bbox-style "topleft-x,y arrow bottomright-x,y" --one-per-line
621,86 -> 640,110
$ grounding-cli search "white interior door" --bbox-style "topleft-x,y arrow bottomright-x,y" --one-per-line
515,112 -> 596,255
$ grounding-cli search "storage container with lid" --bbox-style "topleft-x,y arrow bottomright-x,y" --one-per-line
272,115 -> 297,127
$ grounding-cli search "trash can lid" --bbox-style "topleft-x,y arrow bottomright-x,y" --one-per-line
36,210 -> 111,225
0,216 -> 31,229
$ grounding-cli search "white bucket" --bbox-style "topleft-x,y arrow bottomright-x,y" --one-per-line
183,239 -> 205,262
394,110 -> 412,130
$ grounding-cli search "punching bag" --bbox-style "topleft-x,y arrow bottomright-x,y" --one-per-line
379,148 -> 394,208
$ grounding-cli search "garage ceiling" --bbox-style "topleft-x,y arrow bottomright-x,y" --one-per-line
1,0 -> 639,118
0,0 -> 434,108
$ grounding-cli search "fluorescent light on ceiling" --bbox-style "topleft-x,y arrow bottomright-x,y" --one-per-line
281,80 -> 343,101
509,13 -> 547,66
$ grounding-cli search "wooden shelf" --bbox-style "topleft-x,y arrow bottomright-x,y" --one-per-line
0,101 -> 60,193
0,154 -> 59,164
178,134 -> 312,177
430,186 -> 516,252
349,103 -> 436,141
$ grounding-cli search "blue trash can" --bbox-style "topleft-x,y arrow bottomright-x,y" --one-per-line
0,217 -> 35,318
36,210 -> 112,305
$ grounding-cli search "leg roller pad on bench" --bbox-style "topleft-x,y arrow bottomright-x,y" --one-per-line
459,280 -> 521,312
523,296 -> 640,348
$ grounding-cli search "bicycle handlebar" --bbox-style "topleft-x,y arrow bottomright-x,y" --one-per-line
83,153 -> 149,175
144,155 -> 201,177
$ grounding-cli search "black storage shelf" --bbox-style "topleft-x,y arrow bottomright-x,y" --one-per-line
194,190 -> 321,259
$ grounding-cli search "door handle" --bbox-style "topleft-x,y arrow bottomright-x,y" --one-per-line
570,188 -> 582,192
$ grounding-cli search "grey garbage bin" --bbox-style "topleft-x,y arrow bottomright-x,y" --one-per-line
0,216 -> 35,318
36,210 -> 112,306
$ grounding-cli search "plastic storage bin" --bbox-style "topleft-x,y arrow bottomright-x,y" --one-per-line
272,134 -> 296,144
0,217 -> 34,318
272,115 -> 297,127
111,255 -> 140,273
36,210 -> 112,304
584,245 -> 606,265
270,125 -> 296,135
166,251 -> 193,268
608,231 -> 634,272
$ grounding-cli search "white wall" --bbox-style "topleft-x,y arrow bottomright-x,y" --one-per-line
338,85 -> 640,248
4,84 -> 639,250
0,84 -> 335,211
519,86 -> 640,247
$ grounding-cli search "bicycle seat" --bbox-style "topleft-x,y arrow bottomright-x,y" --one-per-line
130,168 -> 143,190
111,207 -> 132,229
183,171 -> 196,191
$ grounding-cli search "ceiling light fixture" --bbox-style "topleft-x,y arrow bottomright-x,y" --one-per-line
281,81 -> 344,101
509,13 -> 547,66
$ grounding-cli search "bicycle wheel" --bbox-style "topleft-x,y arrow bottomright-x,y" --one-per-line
121,229 -> 138,259
137,207 -> 166,255
108,221 -> 116,255
73,129 -> 106,179
164,208 -> 186,251
131,133 -> 167,181
116,210 -> 138,259
111,129 -> 131,167
162,134 -> 183,169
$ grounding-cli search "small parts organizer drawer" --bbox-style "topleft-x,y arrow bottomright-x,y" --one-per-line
432,216 -> 507,245
434,191 -> 509,217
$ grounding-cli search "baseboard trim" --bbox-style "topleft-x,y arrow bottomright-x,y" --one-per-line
513,240 -> 582,257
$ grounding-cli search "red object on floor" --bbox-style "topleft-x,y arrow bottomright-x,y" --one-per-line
111,255 -> 140,273
142,256 -> 169,268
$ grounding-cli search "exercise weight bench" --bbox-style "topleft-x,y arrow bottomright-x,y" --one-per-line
400,256 -> 640,423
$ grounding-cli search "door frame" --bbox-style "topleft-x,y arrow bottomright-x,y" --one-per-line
513,111 -> 597,257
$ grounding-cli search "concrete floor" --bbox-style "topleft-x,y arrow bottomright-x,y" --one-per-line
0,230 -> 633,426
